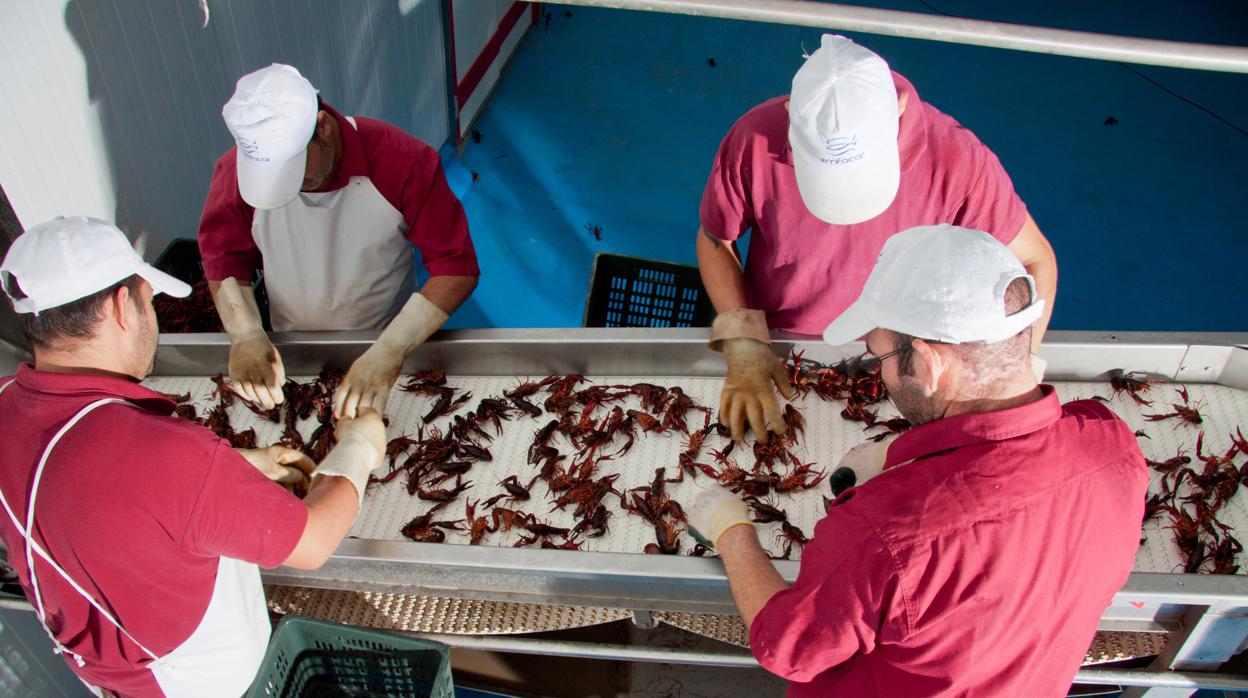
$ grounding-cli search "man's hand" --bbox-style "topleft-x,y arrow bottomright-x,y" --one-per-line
235,445 -> 315,485
720,338 -> 794,443
710,308 -> 793,444
334,344 -> 402,420
687,484 -> 755,550
228,334 -> 286,408
212,277 -> 285,408
313,407 -> 387,506
334,293 -> 448,419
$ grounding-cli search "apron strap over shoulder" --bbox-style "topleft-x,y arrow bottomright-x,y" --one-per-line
0,387 -> 159,662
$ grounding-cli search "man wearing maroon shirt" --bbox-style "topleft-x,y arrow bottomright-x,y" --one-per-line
0,217 -> 385,696
689,225 -> 1146,696
700,35 -> 1058,444
199,64 -> 480,420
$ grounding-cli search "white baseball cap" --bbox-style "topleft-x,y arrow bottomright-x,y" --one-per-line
789,35 -> 900,225
822,224 -> 1045,346
222,63 -> 319,210
0,216 -> 191,315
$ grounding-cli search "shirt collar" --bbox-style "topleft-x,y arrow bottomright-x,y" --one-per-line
14,363 -> 176,416
315,102 -> 368,192
884,385 -> 1061,470
782,72 -> 927,172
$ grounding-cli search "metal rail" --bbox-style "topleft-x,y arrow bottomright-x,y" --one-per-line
543,0 -> 1248,74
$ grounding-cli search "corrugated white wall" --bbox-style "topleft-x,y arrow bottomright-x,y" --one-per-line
0,0 -> 451,261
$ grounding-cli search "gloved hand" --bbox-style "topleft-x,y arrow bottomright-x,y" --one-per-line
312,407 -> 386,507
834,433 -> 899,488
234,445 -> 316,485
1030,353 -> 1047,383
335,293 -> 449,419
711,309 -> 794,444
214,278 -> 285,408
687,484 -> 755,550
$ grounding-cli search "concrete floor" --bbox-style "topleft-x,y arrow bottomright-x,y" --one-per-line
445,1 -> 1247,333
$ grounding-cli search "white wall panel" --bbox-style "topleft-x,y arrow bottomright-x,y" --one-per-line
452,0 -> 515,81
0,0 -> 451,261
451,0 -> 533,137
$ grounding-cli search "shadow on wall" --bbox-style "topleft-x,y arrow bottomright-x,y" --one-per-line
61,0 -> 450,262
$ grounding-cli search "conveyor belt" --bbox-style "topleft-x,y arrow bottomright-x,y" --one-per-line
141,374 -> 1248,573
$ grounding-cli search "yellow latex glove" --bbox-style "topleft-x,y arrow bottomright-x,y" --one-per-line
234,445 -> 316,485
312,408 -> 386,506
214,278 -> 285,409
335,293 -> 449,419
687,484 -> 756,550
711,309 -> 794,444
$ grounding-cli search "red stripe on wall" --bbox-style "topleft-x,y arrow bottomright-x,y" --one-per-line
448,0 -> 462,141
455,1 -> 530,110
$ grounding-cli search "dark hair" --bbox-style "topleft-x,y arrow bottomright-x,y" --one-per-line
9,274 -> 145,349
893,276 -> 1035,384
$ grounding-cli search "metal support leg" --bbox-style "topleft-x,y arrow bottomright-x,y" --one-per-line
631,609 -> 657,629
1123,604 -> 1248,698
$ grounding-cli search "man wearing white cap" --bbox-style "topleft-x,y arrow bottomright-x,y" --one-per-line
0,217 -> 385,695
700,35 -> 1058,443
688,225 -> 1145,696
199,63 -> 479,418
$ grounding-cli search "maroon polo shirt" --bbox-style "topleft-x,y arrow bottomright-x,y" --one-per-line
751,386 -> 1148,696
0,365 -> 306,696
700,73 -> 1028,335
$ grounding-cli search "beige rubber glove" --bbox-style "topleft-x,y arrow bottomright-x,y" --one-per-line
312,407 -> 386,507
335,293 -> 449,419
214,277 -> 285,409
234,445 -> 316,485
1030,353 -> 1047,383
687,484 -> 755,550
710,308 -> 794,444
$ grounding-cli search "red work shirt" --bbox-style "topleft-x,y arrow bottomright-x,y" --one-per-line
700,74 -> 1028,335
0,365 -> 307,696
751,387 -> 1148,696
198,103 -> 479,283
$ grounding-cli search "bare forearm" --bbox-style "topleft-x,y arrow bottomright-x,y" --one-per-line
1025,256 -> 1057,351
282,476 -> 359,569
1006,215 -> 1057,352
696,228 -> 748,313
717,524 -> 789,628
419,275 -> 478,315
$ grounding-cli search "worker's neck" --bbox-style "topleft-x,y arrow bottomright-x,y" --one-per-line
326,114 -> 343,183
942,374 -> 1043,419
34,345 -> 143,382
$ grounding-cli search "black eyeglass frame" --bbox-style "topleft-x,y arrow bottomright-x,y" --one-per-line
855,346 -> 903,374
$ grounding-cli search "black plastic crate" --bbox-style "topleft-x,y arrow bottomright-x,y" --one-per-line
247,616 -> 453,698
583,253 -> 714,328
153,239 -> 204,285
153,238 -> 271,330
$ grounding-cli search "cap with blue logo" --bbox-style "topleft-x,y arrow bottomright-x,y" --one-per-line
222,64 -> 319,210
789,35 -> 900,226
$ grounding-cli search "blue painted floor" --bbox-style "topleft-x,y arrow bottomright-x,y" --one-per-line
442,1 -> 1247,333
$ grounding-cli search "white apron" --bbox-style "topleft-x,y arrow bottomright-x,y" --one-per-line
0,381 -> 271,697
252,116 -> 413,332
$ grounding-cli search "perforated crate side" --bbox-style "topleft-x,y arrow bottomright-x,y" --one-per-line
248,616 -> 453,698
584,253 -> 714,328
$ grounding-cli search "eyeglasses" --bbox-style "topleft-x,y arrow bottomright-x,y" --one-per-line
852,346 -> 903,375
